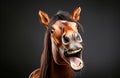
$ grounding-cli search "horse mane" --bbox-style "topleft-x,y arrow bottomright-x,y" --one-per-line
39,30 -> 51,78
39,10 -> 83,78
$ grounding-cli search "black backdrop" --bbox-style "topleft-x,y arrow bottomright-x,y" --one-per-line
1,0 -> 120,78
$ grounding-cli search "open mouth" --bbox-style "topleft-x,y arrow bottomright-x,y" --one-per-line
64,48 -> 84,71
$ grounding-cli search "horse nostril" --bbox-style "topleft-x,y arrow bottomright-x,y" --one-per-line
74,33 -> 82,42
62,35 -> 70,44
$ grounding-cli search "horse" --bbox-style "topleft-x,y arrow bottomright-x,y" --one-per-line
29,7 -> 84,78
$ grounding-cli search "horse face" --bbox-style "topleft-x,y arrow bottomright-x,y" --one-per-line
38,7 -> 84,71
50,20 -> 83,71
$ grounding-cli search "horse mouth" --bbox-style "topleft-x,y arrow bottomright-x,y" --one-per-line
64,48 -> 84,71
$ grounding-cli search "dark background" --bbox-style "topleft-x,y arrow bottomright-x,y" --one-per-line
1,0 -> 120,78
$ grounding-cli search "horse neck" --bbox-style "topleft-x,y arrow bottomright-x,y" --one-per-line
50,56 -> 73,78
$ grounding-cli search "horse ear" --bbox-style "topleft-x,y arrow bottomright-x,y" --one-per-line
38,10 -> 50,28
71,7 -> 81,21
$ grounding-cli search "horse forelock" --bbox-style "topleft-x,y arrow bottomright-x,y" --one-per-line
48,11 -> 75,27
48,10 -> 84,33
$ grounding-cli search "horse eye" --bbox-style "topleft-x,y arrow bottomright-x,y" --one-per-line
62,35 -> 70,44
51,28 -> 55,34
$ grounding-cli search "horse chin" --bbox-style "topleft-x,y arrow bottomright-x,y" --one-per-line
64,49 -> 84,71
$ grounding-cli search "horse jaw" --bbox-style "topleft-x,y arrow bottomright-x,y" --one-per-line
51,37 -> 67,65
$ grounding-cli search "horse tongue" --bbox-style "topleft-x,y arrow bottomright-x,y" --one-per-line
69,57 -> 81,67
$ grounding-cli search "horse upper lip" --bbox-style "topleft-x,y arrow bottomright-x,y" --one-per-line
67,48 -> 82,55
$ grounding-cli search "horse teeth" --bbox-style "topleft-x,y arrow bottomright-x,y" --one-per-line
67,49 -> 81,55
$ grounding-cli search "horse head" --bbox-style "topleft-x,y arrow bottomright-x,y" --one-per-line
39,7 -> 84,71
